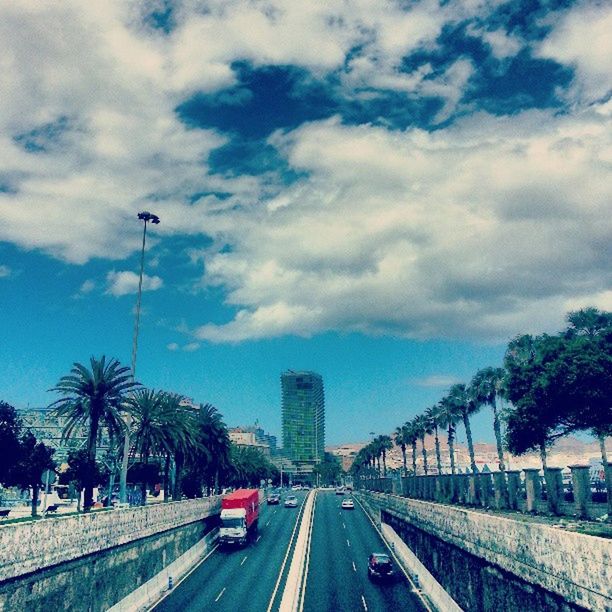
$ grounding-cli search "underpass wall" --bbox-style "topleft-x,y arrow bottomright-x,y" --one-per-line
358,491 -> 611,612
0,497 -> 221,612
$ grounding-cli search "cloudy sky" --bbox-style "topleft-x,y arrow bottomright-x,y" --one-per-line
1,0 -> 610,444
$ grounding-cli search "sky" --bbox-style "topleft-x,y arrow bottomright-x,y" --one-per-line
0,0 -> 610,446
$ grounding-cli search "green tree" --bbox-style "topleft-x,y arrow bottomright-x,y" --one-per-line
394,425 -> 408,476
413,414 -> 432,475
448,383 -> 480,474
425,405 -> 443,474
0,401 -> 22,485
437,394 -> 462,475
470,367 -> 507,471
50,356 -> 138,511
8,432 -> 55,516
377,434 -> 393,477
404,420 -> 419,475
59,448 -> 106,511
313,453 -> 342,486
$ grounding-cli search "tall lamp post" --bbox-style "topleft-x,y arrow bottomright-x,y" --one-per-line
119,211 -> 160,504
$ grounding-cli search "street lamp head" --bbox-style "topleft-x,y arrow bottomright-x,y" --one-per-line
137,211 -> 160,224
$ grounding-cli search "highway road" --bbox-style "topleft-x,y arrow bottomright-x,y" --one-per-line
154,490 -> 307,612
303,490 -> 427,612
153,489 -> 427,612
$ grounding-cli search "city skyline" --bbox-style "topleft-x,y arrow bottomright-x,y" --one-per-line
1,1 -> 610,445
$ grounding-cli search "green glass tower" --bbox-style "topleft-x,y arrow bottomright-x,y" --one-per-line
281,370 -> 325,465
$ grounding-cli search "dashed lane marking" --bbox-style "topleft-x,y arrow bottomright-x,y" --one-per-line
352,561 -> 357,572
215,587 -> 226,602
266,520 -> 271,526
361,595 -> 368,611
343,522 -> 346,529
346,539 -> 351,547
240,556 -> 248,566
256,535 -> 261,542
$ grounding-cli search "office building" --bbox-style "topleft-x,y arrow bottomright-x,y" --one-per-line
281,370 -> 325,469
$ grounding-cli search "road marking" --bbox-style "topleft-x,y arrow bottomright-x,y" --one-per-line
347,538 -> 350,547
241,555 -> 248,566
215,587 -> 226,602
353,495 -> 434,612
352,561 -> 357,572
343,522 -> 346,529
361,595 -> 368,611
298,492 -> 317,612
256,535 -> 261,542
266,520 -> 271,526
265,493 -> 309,612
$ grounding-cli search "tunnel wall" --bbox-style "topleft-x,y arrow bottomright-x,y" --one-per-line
0,498 -> 221,612
359,491 -> 611,612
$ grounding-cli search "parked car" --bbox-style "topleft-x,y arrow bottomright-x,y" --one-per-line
368,553 -> 394,580
341,498 -> 355,510
284,495 -> 298,508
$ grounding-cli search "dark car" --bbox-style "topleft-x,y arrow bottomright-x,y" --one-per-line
368,553 -> 394,580
267,493 -> 281,505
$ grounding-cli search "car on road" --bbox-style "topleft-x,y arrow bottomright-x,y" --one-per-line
335,487 -> 345,495
341,498 -> 354,510
367,553 -> 394,581
284,495 -> 298,508
267,493 -> 281,505
291,484 -> 302,490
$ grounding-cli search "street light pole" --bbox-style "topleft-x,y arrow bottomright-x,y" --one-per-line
119,211 -> 160,504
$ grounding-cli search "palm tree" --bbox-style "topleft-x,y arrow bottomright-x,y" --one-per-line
437,394 -> 462,475
378,434 -> 393,477
50,356 -> 138,511
404,420 -> 419,475
425,404 -> 443,474
413,414 -> 432,475
394,425 -> 408,476
449,383 -> 480,474
470,367 -> 507,472
196,403 -> 231,495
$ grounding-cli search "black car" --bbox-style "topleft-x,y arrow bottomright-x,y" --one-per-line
368,553 -> 394,580
267,493 -> 281,505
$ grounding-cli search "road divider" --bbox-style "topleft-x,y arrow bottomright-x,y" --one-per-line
278,490 -> 317,612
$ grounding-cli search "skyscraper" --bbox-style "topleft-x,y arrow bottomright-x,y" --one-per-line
281,370 -> 325,466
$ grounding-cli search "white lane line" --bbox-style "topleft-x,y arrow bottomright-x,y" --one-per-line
346,538 -> 350,547
361,594 -> 368,611
266,520 -> 271,526
343,522 -> 346,529
256,535 -> 261,542
215,587 -> 226,602
352,561 -> 357,572
241,556 -> 248,566
265,493 -> 308,612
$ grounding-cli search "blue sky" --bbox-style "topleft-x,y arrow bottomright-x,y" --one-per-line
0,0 -> 610,445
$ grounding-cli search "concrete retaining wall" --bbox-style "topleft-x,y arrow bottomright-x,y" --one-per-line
361,491 -> 611,611
0,497 -> 221,582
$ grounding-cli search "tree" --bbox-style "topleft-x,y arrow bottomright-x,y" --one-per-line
404,420 -> 419,475
448,383 -> 480,474
470,367 -> 507,471
437,394 -> 462,475
413,414 -> 432,475
0,401 -> 22,485
313,453 -> 342,486
50,356 -> 138,511
196,403 -> 231,495
394,425 -> 408,476
59,448 -> 105,511
8,431 -> 55,516
425,405 -> 443,474
377,435 -> 393,477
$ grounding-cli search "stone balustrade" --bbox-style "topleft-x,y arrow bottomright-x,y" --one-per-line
358,463 -> 608,520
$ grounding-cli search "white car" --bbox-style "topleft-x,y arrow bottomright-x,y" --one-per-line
341,498 -> 355,510
284,495 -> 298,508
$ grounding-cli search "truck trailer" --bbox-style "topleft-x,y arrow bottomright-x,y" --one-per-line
219,489 -> 259,547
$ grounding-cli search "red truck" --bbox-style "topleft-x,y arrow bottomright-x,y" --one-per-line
219,489 -> 259,546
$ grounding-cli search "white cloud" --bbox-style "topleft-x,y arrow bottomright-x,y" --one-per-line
79,279 -> 96,294
413,375 -> 462,388
183,342 -> 200,352
167,342 -> 179,351
196,108 -> 612,342
0,264 -> 11,278
536,3 -> 612,103
106,270 -> 163,296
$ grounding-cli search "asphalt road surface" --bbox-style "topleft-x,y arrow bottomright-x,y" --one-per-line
154,490 -> 307,612
302,490 -> 427,612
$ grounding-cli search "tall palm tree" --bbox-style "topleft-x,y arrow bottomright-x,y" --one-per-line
413,414 -> 432,475
378,434 -> 393,477
394,425 -> 408,476
449,383 -> 480,474
50,356 -> 138,511
404,420 -> 419,475
437,394 -> 462,475
470,367 -> 507,471
425,404 -> 443,474
196,403 -> 231,495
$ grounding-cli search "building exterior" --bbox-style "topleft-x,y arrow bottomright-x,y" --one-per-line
281,371 -> 325,472
228,429 -> 271,456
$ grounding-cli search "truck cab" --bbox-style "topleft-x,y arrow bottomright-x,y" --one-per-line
220,508 -> 249,545
219,489 -> 259,547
